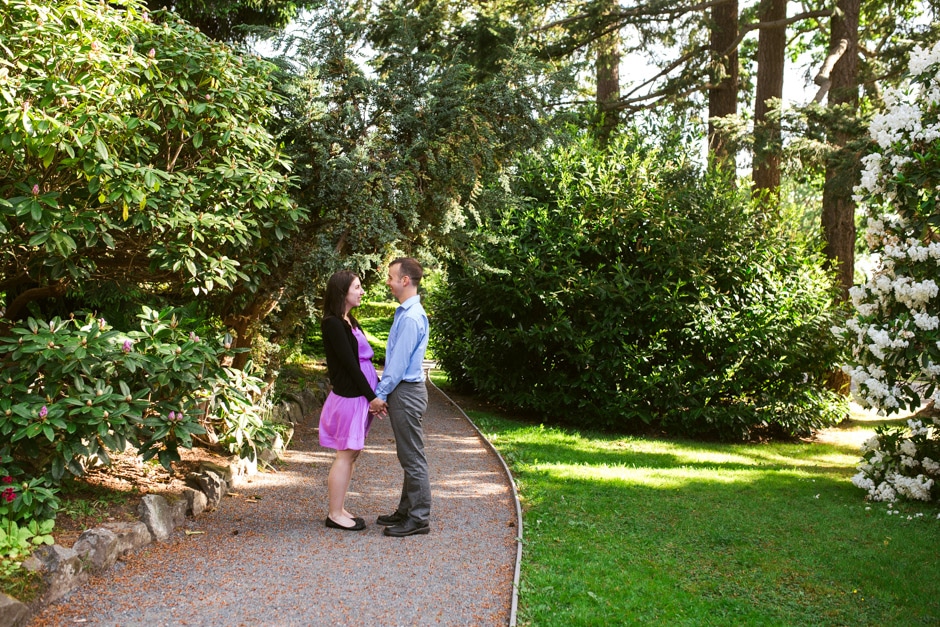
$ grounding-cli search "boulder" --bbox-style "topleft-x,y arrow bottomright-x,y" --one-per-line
199,461 -> 235,487
138,494 -> 175,542
279,399 -> 304,425
168,495 -> 188,527
0,592 -> 30,627
72,527 -> 119,571
30,544 -> 86,604
98,521 -> 151,556
284,389 -> 322,420
187,470 -> 228,509
183,487 -> 208,517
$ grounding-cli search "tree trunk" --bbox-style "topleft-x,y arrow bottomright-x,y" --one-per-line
594,0 -> 620,148
752,0 -> 787,199
822,0 -> 860,301
708,0 -> 739,172
224,289 -> 283,370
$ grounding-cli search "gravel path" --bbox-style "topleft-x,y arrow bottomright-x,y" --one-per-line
30,382 -> 519,626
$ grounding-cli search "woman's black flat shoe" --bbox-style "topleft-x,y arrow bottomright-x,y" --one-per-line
325,516 -> 366,531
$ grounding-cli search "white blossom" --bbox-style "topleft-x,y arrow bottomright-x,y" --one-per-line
845,42 -> 940,504
923,457 -> 940,475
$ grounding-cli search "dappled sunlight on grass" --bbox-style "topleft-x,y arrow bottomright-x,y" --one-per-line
486,422 -> 863,482
461,403 -> 940,626
532,462 -> 770,488
528,461 -> 847,489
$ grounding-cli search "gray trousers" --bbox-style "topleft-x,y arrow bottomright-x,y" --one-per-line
388,380 -> 430,524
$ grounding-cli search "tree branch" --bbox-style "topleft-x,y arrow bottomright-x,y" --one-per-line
813,38 -> 849,103
4,283 -> 68,322
0,272 -> 33,294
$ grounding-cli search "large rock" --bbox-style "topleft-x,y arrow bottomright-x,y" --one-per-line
137,494 -> 175,542
98,520 -> 151,556
259,430 -> 292,464
199,461 -> 235,487
168,495 -> 188,527
284,389 -> 322,420
72,527 -> 119,571
199,456 -> 256,490
183,487 -> 208,517
30,544 -> 86,604
0,592 -> 30,627
187,470 -> 228,509
279,399 -> 304,425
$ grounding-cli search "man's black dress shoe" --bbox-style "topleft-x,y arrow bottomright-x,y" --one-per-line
376,510 -> 407,526
325,516 -> 366,531
383,518 -> 430,537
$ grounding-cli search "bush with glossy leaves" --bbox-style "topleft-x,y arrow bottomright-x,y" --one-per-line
431,128 -> 846,439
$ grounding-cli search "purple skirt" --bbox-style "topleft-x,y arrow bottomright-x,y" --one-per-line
319,327 -> 378,451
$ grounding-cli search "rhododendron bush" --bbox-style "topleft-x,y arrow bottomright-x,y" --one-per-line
835,42 -> 940,502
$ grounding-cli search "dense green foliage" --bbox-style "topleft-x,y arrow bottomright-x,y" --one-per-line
145,0 -> 316,44
255,0 -> 559,344
0,0 -> 298,538
431,129 -> 847,438
0,307 -> 275,478
0,0 -> 301,322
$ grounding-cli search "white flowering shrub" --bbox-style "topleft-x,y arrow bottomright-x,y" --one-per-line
836,41 -> 940,501
851,420 -> 939,502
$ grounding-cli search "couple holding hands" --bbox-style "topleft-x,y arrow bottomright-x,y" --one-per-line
317,257 -> 431,537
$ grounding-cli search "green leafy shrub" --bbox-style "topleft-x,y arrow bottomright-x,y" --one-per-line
0,307 -> 276,496
0,518 -> 54,563
1,308 -> 211,475
0,0 -> 301,322
430,129 -> 846,439
208,364 -> 279,460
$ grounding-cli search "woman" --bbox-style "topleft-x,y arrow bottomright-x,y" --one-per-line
319,270 -> 381,531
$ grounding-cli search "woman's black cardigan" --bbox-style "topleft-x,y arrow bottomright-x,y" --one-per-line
322,315 -> 377,401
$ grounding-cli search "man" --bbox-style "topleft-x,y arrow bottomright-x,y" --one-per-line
369,257 -> 431,537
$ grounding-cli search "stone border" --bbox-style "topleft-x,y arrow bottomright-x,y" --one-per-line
0,386 -> 325,627
0,458 -> 247,627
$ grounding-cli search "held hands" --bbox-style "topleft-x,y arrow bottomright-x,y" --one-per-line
369,397 -> 388,418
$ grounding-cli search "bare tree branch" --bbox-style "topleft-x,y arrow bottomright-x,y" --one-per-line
621,44 -> 708,101
813,38 -> 849,103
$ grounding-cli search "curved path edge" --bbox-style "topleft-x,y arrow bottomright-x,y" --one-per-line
28,373 -> 522,626
429,375 -> 523,627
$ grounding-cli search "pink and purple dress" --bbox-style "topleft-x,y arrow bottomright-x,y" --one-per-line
318,327 -> 378,450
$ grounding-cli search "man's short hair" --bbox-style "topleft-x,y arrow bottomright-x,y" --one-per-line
391,257 -> 423,285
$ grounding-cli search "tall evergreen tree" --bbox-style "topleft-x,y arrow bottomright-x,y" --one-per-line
752,0 -> 787,199
821,0 -> 860,299
708,0 -> 739,171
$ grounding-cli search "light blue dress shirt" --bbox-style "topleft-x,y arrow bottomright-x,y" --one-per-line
374,295 -> 429,401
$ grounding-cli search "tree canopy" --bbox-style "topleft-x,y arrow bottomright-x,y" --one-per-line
0,0 -> 301,323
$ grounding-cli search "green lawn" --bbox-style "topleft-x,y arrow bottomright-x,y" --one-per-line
433,374 -> 940,626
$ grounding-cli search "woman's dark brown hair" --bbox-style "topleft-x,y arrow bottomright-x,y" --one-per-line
323,270 -> 360,329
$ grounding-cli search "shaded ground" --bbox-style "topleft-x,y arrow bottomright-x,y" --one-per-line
53,447 -> 230,549
30,382 -> 518,626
